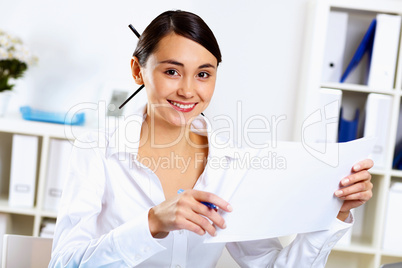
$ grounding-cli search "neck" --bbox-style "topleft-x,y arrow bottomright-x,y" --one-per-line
140,113 -> 198,153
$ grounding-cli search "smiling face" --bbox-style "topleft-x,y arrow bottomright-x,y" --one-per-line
131,33 -> 218,127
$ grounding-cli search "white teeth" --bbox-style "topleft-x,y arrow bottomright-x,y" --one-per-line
170,101 -> 195,109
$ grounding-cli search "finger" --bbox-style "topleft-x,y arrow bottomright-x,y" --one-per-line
352,158 -> 374,172
338,190 -> 372,201
179,190 -> 227,230
336,181 -> 373,197
193,202 -> 226,230
178,219 -> 206,236
341,170 -> 371,187
191,190 -> 233,212
184,209 -> 217,236
174,194 -> 215,236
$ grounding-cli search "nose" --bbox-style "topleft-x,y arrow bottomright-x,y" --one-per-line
177,77 -> 195,99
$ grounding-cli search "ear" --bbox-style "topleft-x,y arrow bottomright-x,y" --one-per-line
131,57 -> 143,85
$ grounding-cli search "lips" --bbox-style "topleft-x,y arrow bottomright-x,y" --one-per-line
167,99 -> 197,112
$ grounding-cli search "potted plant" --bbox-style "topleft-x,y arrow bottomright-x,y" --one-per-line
0,29 -> 37,116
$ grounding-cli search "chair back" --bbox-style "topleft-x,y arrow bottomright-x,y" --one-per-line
2,234 -> 52,268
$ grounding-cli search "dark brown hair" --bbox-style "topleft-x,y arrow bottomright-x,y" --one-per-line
133,10 -> 222,67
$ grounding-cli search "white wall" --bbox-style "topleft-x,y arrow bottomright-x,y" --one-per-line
0,0 -> 310,142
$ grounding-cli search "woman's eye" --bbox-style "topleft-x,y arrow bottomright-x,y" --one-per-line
198,72 -> 210,78
166,69 -> 179,76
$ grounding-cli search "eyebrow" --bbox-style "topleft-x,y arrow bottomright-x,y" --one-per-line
159,60 -> 216,69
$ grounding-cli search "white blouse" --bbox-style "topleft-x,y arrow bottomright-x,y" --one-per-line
49,110 -> 352,268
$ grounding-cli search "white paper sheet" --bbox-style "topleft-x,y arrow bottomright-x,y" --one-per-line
204,137 -> 375,243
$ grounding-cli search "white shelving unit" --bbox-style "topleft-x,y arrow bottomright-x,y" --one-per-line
0,115 -> 88,237
294,0 -> 402,267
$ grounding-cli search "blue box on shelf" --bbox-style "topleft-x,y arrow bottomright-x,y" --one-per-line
20,106 -> 85,126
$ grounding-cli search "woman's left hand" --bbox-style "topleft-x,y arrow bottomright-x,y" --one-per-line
335,158 -> 374,221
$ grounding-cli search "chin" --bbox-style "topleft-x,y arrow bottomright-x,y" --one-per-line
168,115 -> 190,127
165,111 -> 197,127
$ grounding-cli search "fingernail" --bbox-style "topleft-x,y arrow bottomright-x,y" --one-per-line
335,190 -> 343,196
342,178 -> 350,185
222,223 -> 227,229
354,164 -> 361,170
227,205 -> 233,212
213,231 -> 217,237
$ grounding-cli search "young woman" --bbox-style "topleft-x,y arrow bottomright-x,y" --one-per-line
49,10 -> 374,267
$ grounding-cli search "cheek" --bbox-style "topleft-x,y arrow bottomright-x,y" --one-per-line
141,69 -> 154,90
145,72 -> 175,99
199,81 -> 216,102
154,80 -> 180,101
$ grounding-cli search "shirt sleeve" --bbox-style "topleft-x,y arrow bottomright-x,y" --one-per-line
226,213 -> 353,268
48,132 -> 165,268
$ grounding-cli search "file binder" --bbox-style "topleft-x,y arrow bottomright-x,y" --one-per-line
9,135 -> 38,208
393,140 -> 402,170
338,108 -> 359,142
368,14 -> 401,90
363,93 -> 392,168
382,182 -> 402,251
43,139 -> 73,212
303,88 -> 342,144
40,219 -> 56,238
320,89 -> 342,143
321,11 -> 348,83
0,213 -> 11,264
340,19 -> 376,83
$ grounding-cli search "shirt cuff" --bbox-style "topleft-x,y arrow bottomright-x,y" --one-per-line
301,211 -> 354,250
112,209 -> 166,266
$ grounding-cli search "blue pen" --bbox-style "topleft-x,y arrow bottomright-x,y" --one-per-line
177,189 -> 217,210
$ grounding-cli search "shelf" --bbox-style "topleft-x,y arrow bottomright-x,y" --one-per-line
381,250 -> 402,258
390,169 -> 402,178
380,256 -> 402,267
0,197 -> 36,216
0,113 -> 78,240
321,82 -> 396,95
333,242 -> 377,254
39,210 -> 58,218
369,168 -> 386,176
0,194 -> 38,216
298,2 -> 402,266
329,0 -> 402,14
326,250 -> 376,268
0,113 -> 90,139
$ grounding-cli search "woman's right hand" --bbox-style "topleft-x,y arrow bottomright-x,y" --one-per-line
148,189 -> 232,238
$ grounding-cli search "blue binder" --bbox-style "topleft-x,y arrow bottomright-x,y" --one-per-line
340,19 -> 377,83
393,140 -> 402,169
338,108 -> 359,142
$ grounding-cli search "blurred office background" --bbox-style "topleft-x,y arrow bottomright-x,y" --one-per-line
0,0 -> 313,143
0,1 -> 314,266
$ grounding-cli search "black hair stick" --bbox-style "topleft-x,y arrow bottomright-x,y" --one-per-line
119,85 -> 144,110
128,24 -> 141,38
119,24 -> 143,110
